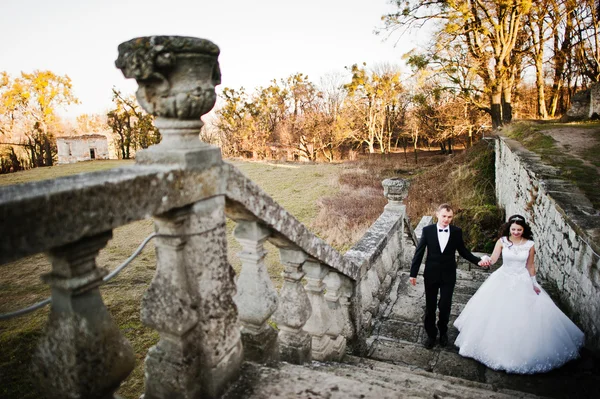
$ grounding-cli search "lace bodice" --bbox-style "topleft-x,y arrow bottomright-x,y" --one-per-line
500,237 -> 534,275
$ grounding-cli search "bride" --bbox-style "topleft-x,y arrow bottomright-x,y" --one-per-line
453,215 -> 585,374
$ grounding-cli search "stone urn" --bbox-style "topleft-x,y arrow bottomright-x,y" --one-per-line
115,36 -> 222,166
382,177 -> 409,210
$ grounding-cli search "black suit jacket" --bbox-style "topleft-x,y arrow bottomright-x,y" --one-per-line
410,224 -> 481,284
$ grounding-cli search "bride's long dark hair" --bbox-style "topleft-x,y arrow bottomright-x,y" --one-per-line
499,214 -> 534,241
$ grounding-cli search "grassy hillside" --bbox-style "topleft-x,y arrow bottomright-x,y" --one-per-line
405,141 -> 504,253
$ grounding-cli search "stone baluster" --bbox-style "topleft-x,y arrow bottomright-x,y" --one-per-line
340,275 -> 356,341
142,197 -> 242,399
272,248 -> 312,364
303,260 -> 335,361
233,221 -> 279,362
323,270 -> 347,361
116,36 -> 242,398
32,231 -> 135,399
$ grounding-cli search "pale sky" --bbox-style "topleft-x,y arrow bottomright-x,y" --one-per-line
1,0 -> 420,119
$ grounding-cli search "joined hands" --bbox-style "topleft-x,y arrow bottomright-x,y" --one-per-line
478,255 -> 492,269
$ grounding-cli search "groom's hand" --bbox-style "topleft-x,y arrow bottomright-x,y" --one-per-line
409,277 -> 417,286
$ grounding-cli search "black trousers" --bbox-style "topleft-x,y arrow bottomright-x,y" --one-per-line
424,278 -> 455,338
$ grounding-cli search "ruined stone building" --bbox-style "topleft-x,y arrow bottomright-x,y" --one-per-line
56,134 -> 111,164
565,82 -> 600,121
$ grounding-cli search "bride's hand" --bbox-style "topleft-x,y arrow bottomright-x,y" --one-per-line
533,286 -> 541,295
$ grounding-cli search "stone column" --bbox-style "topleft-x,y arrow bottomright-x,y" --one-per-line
323,270 -> 347,361
340,274 -> 355,341
303,260 -> 334,361
382,177 -> 409,212
116,36 -> 242,398
233,221 -> 279,363
32,231 -> 135,399
142,197 -> 242,399
272,248 -> 312,364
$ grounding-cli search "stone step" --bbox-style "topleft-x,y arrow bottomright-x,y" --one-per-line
364,334 -> 600,399
340,355 -> 543,398
222,358 -> 545,399
386,271 -> 483,324
374,267 -> 600,398
372,318 -> 461,349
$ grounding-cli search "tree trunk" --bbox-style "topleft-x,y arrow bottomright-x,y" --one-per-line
490,81 -> 503,128
549,0 -> 574,117
44,137 -> 53,166
413,133 -> 418,164
468,126 -> 473,148
536,57 -> 549,119
502,78 -> 513,125
367,141 -> 375,153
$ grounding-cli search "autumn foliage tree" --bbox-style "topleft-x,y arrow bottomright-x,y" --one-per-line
0,70 -> 78,170
215,73 -> 357,161
382,1 -> 532,128
382,0 -> 600,125
344,63 -> 406,153
106,89 -> 161,159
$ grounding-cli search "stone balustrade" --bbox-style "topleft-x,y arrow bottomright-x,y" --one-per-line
344,177 -> 415,353
0,35 -> 413,399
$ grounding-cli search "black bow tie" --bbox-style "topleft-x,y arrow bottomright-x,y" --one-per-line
439,229 -> 448,232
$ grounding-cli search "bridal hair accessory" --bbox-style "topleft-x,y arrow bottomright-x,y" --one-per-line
510,216 -> 524,222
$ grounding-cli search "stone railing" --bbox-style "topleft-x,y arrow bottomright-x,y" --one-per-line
0,36 -> 408,399
344,178 -> 414,352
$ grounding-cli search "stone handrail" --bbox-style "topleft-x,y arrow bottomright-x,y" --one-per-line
222,162 -> 359,365
0,164 -> 220,265
223,162 -> 359,279
0,160 -> 359,398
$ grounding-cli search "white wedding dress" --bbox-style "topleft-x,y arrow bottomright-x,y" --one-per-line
454,237 -> 585,374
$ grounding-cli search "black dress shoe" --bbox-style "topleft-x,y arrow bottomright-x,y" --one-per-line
440,334 -> 449,347
423,336 -> 435,349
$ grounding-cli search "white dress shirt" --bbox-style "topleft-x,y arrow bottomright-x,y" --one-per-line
437,224 -> 450,252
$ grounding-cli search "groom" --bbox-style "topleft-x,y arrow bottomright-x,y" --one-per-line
409,203 -> 489,349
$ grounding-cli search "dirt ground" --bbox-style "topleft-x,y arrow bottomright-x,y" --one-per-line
537,125 -> 600,173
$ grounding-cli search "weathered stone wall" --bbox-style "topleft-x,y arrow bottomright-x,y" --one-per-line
564,82 -> 600,121
495,136 -> 600,352
591,83 -> 600,118
565,89 -> 591,121
344,203 -> 411,353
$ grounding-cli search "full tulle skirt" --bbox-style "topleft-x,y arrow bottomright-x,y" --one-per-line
454,267 -> 584,374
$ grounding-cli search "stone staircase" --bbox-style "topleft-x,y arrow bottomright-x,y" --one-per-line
223,356 -> 542,398
364,260 -> 600,399
222,258 -> 600,398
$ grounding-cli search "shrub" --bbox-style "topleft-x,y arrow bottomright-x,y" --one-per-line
405,141 -> 504,251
